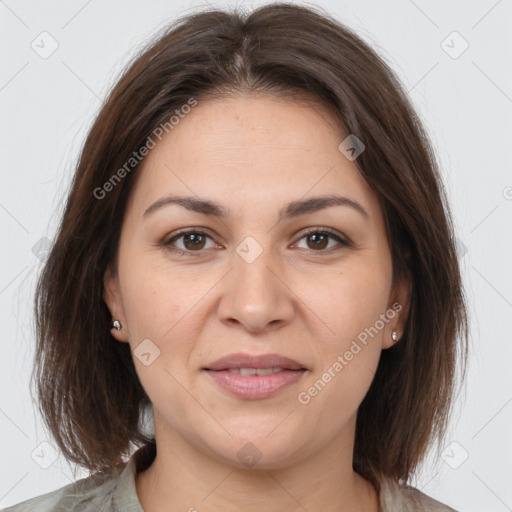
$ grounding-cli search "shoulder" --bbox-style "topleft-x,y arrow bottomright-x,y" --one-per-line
1,465 -> 124,512
2,442 -> 153,512
379,477 -> 460,512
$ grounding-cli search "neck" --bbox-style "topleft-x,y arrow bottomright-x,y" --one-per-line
135,415 -> 379,512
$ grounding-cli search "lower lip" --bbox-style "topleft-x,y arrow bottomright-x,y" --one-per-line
203,369 -> 306,399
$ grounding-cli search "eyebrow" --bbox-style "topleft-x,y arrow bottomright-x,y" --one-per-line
143,194 -> 370,222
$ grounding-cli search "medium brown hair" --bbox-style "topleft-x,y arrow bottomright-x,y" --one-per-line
32,2 -> 468,487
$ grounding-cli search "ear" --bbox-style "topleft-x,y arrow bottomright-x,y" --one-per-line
382,274 -> 411,349
103,264 -> 129,343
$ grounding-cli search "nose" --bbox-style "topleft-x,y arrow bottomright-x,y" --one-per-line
216,242 -> 295,333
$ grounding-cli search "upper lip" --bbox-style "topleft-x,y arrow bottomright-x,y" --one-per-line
203,352 -> 307,371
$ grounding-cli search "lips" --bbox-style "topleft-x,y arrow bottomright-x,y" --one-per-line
203,352 -> 307,371
202,353 -> 308,399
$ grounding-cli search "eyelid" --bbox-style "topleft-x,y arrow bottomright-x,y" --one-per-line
297,227 -> 351,246
162,226 -> 351,255
163,228 -> 219,252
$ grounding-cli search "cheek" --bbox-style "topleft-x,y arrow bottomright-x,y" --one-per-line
118,251 -> 210,377
298,260 -> 390,407
119,269 -> 195,408
310,261 -> 391,346
296,289 -> 386,436
119,247 -> 190,333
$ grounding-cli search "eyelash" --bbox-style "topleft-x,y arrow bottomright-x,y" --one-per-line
162,227 -> 351,257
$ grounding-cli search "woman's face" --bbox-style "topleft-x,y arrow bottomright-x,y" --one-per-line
104,93 -> 409,469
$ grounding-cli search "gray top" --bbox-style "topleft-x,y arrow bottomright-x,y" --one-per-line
2,444 -> 459,511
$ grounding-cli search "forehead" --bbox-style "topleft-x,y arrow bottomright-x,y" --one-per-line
127,94 -> 380,222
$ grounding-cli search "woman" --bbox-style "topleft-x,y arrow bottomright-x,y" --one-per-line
4,3 -> 468,511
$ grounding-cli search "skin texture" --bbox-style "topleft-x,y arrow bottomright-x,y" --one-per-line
103,93 -> 410,511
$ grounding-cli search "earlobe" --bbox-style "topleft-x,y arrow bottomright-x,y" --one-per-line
383,329 -> 400,350
383,275 -> 411,349
103,265 -> 128,342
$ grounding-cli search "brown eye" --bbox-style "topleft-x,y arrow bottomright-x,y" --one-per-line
181,233 -> 207,250
306,233 -> 329,250
295,229 -> 350,252
163,227 -> 349,257
164,230 -> 216,253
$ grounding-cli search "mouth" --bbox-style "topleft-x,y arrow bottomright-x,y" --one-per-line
202,352 -> 308,400
203,352 -> 308,372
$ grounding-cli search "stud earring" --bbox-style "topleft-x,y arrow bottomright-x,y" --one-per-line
111,320 -> 122,331
391,330 -> 398,342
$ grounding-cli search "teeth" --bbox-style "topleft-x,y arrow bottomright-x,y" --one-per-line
227,367 -> 283,375
256,368 -> 276,376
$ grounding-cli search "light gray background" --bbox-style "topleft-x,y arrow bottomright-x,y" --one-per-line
1,0 -> 511,509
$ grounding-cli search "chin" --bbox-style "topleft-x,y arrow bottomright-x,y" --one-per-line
199,428 -> 310,471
